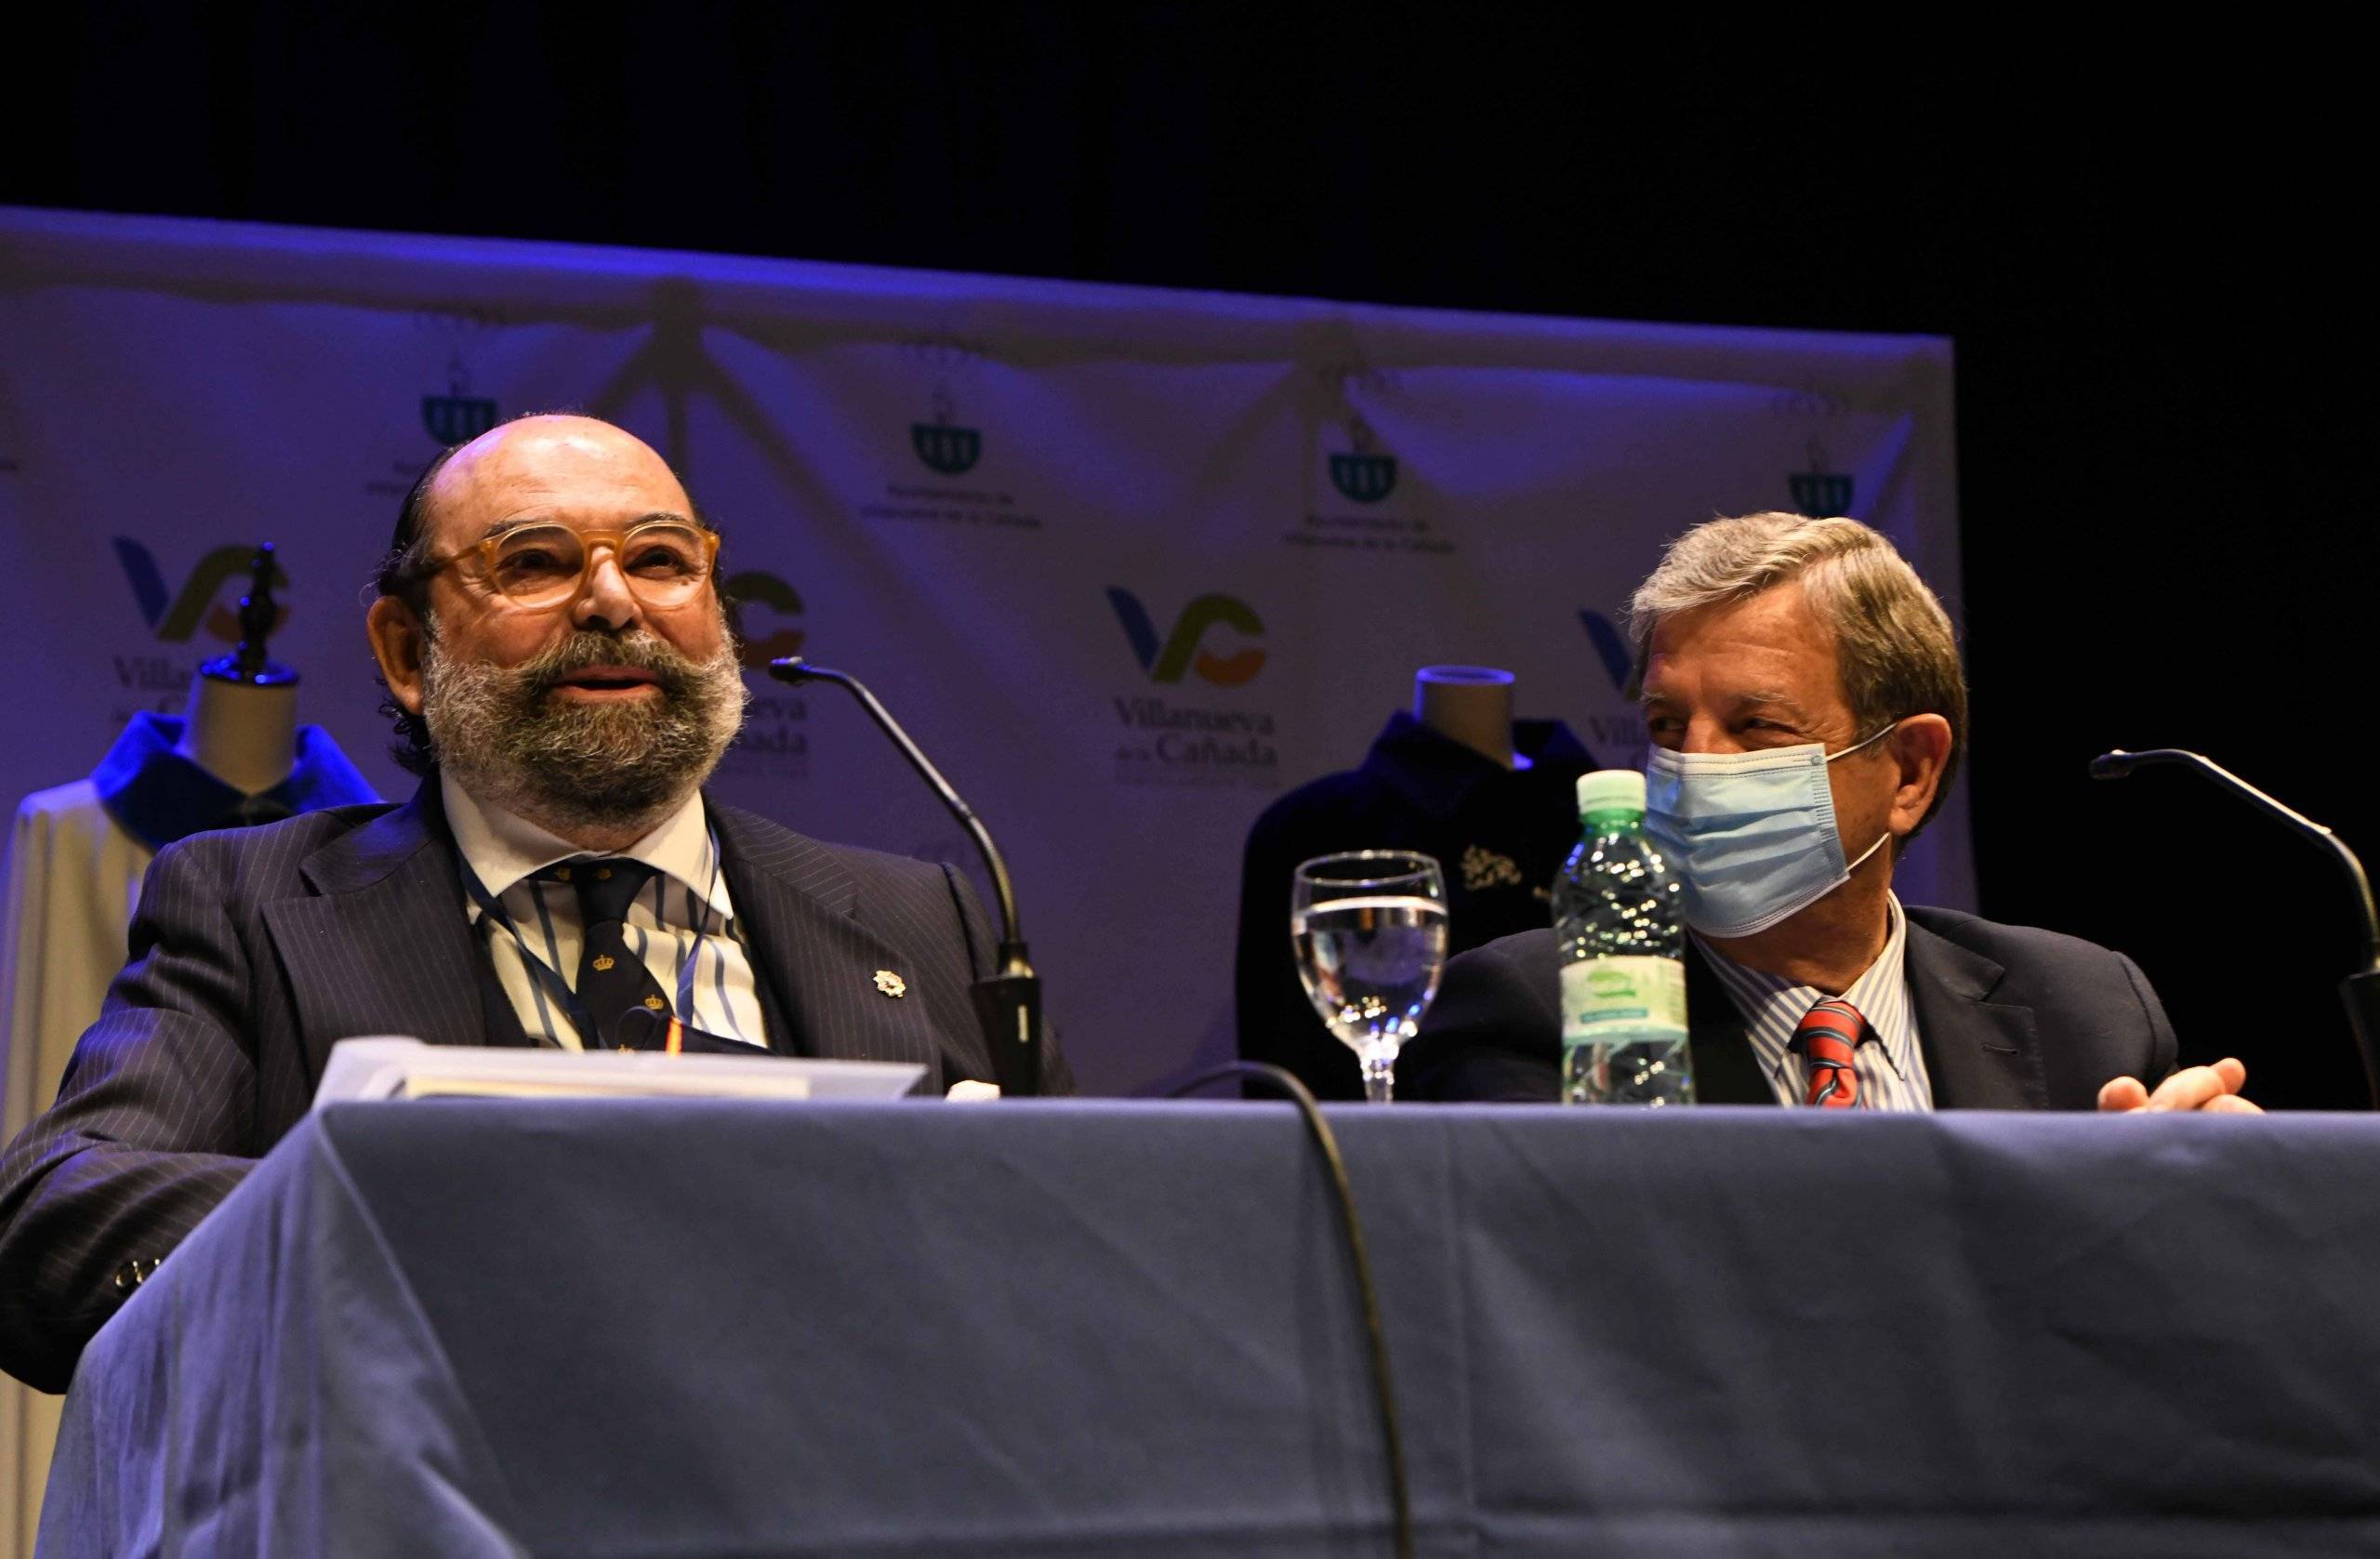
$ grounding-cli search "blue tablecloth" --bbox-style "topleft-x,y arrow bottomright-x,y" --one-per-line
40,1102 -> 2380,1556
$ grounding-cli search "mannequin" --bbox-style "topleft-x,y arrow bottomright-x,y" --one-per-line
1413,665 -> 1526,772
175,544 -> 300,797
0,544 -> 374,1559
174,669 -> 298,796
1237,663 -> 1594,1098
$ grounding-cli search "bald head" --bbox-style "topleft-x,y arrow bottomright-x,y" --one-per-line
418,415 -> 692,558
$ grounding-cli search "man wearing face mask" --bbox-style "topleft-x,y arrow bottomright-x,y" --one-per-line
1402,511 -> 2256,1115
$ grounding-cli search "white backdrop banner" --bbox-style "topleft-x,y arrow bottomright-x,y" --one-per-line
0,206 -> 1964,1095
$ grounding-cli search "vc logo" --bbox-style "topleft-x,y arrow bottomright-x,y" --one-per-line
1578,609 -> 1633,693
1106,588 -> 1266,687
724,571 -> 805,669
112,539 -> 288,643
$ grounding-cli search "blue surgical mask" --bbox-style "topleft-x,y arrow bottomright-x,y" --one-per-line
1643,723 -> 1896,938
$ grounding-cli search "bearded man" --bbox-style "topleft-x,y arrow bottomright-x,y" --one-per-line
0,415 -> 1067,1393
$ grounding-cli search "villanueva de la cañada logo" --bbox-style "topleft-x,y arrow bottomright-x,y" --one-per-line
860,381 -> 1041,533
721,569 -> 811,779
1105,588 -> 1280,786
366,341 -> 505,501
109,539 -> 290,716
1789,436 -> 1856,519
911,388 -> 982,477
114,541 -> 287,645
726,571 -> 807,669
1577,608 -> 1631,693
1329,415 -> 1398,504
422,352 -> 500,446
1290,406 -> 1449,557
1577,606 -> 1651,769
1107,588 -> 1266,687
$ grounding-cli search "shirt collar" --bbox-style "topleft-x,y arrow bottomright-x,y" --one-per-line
441,773 -> 727,924
1694,892 -> 1923,1085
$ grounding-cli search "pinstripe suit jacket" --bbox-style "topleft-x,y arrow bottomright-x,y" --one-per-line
0,782 -> 1070,1392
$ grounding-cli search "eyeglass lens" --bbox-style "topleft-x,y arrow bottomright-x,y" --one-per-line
487,522 -> 711,607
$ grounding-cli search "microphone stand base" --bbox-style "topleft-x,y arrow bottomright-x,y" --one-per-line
2339,969 -> 2380,1112
969,973 -> 1043,1098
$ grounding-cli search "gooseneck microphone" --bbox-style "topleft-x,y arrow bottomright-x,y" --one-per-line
769,658 -> 1041,1096
2092,747 -> 2380,1108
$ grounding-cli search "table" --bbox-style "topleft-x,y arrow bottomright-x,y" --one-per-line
40,1101 -> 2380,1556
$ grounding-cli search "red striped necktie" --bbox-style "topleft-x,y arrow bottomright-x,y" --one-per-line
1791,997 -> 1870,1108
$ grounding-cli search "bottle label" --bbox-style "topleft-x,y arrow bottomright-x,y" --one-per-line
1561,957 -> 1688,1044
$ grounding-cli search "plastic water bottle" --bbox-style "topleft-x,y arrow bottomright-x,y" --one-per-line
1552,770 -> 1694,1105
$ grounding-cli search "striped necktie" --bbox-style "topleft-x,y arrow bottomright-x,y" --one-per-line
1790,997 -> 1870,1108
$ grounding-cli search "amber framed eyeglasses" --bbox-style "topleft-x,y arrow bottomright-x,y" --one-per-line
430,520 -> 721,610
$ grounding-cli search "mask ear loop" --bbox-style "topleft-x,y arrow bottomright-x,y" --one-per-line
1832,720 -> 1904,872
1824,720 -> 1901,764
1844,828 -> 1893,873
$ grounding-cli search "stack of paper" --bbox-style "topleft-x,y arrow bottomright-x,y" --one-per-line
313,1037 -> 925,1106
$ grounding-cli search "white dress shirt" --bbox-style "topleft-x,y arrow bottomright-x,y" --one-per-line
1694,892 -> 1934,1111
442,775 -> 770,1051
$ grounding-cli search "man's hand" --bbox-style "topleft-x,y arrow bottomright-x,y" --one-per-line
2097,1056 -> 2263,1114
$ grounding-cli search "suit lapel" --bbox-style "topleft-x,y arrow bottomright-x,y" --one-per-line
1905,918 -> 2048,1109
1685,943 -> 1777,1105
710,802 -> 943,1075
260,784 -> 533,1090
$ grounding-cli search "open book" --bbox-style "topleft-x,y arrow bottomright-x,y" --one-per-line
313,1037 -> 926,1106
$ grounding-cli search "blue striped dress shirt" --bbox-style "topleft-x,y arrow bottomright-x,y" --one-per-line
441,775 -> 771,1051
1694,892 -> 1935,1111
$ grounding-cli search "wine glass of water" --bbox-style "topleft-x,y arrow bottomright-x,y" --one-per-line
1290,852 -> 1449,1103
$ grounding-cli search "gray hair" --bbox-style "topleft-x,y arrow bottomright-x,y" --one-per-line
1626,512 -> 1967,832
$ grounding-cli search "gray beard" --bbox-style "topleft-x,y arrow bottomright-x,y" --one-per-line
420,627 -> 749,838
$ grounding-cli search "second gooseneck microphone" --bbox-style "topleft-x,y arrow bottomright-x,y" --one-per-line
2093,746 -> 2380,1108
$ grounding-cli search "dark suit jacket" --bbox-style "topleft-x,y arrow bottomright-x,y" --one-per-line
1398,905 -> 2176,1109
0,783 -> 1071,1392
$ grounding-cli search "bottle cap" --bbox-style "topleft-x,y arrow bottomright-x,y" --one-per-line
1576,769 -> 1646,818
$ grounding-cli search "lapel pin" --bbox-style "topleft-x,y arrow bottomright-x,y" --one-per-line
874,970 -> 907,998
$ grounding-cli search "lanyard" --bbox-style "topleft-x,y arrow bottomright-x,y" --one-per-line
456,818 -> 727,1047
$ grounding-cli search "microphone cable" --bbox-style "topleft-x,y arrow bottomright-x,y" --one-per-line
1157,1062 -> 1414,1559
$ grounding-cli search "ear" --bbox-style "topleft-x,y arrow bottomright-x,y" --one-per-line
366,596 -> 429,716
1884,714 -> 1954,837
